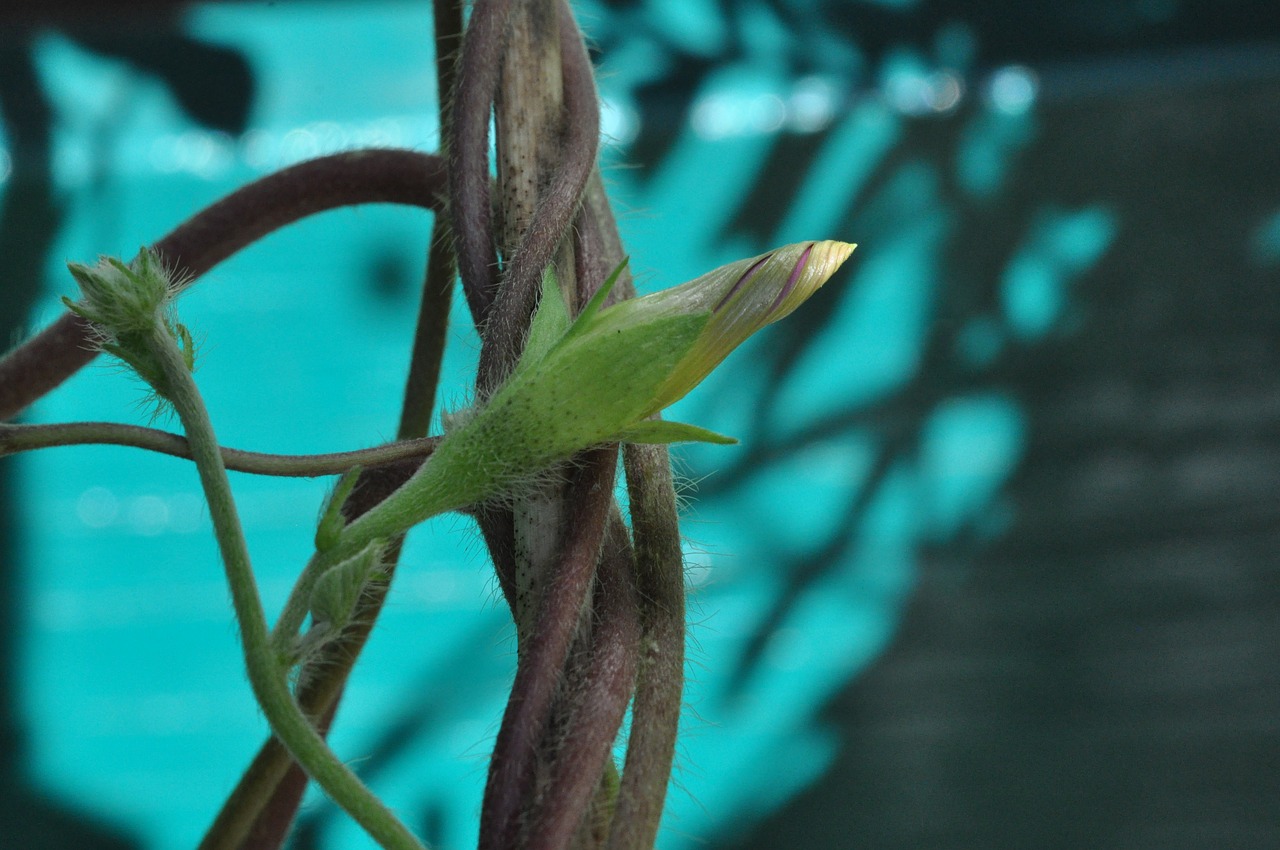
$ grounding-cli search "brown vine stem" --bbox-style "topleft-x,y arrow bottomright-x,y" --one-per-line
476,3 -> 618,849
399,0 -> 464,440
608,442 -> 687,850
573,116 -> 688,850
479,446 -> 619,850
444,0 -> 525,626
506,177 -> 646,850
0,421 -> 438,476
491,0 -> 571,664
398,213 -> 458,439
524,510 -> 639,850
0,149 -> 446,422
576,141 -> 687,850
475,0 -> 599,396
449,0 -> 511,325
576,169 -> 639,307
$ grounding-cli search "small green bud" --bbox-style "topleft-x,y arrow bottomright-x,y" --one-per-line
309,541 -> 385,632
65,248 -> 173,336
176,323 -> 197,373
63,248 -> 195,411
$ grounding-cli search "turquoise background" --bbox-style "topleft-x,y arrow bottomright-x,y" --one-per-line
3,1 -> 1135,847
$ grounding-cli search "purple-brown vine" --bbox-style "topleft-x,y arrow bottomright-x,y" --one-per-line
0,3 -> 690,849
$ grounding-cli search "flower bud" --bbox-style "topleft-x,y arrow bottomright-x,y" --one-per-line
470,241 -> 855,467
62,248 -> 195,409
336,241 -> 854,552
645,240 -> 855,411
65,248 -> 173,335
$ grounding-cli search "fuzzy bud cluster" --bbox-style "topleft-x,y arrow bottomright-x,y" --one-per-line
63,248 -> 195,406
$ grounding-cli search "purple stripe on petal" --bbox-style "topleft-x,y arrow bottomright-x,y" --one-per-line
713,254 -> 770,312
769,243 -> 814,314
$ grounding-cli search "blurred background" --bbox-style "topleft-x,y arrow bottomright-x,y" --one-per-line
2,0 -> 1279,848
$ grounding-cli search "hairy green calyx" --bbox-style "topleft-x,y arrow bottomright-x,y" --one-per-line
63,248 -> 195,410
332,240 -> 855,555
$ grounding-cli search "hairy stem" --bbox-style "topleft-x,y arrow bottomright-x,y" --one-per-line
608,443 -> 687,850
576,170 -> 638,306
400,0 -> 464,438
399,201 -> 458,440
479,445 -> 618,850
449,0 -> 511,324
525,512 -> 639,850
146,323 -> 423,850
573,114 -> 689,850
219,6 -> 469,844
476,0 -> 600,396
0,420 -> 437,477
478,7 -> 614,849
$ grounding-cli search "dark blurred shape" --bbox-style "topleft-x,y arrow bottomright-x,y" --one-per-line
1,0 -> 189,27
596,0 -> 1280,188
596,0 -> 1280,68
69,26 -> 255,135
624,53 -> 719,179
716,47 -> 1280,850
0,788 -> 140,850
0,41 -> 140,850
365,244 -> 420,303
0,28 -> 97,848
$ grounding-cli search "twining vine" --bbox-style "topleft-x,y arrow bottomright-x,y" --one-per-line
0,2 -> 853,848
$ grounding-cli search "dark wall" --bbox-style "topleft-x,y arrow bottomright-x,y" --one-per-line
718,58 -> 1280,850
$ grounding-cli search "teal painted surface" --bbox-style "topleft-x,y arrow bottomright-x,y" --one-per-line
8,2 -> 1042,848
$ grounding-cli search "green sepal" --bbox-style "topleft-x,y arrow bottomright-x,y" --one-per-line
65,267 -> 101,302
520,266 -> 572,371
559,257 -> 629,347
499,311 -> 711,462
61,292 -> 109,333
101,339 -> 166,391
315,465 -> 363,552
613,419 -> 738,446
519,258 -> 630,372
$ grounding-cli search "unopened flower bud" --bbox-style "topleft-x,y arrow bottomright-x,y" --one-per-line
62,248 -> 196,408
336,241 -> 854,553
65,248 -> 173,335
643,240 -> 855,411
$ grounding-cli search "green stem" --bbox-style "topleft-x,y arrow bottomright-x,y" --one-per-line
203,12 -> 466,841
146,324 -> 425,850
0,420 -> 437,476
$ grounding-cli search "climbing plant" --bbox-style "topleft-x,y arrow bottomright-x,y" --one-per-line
0,2 -> 851,848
